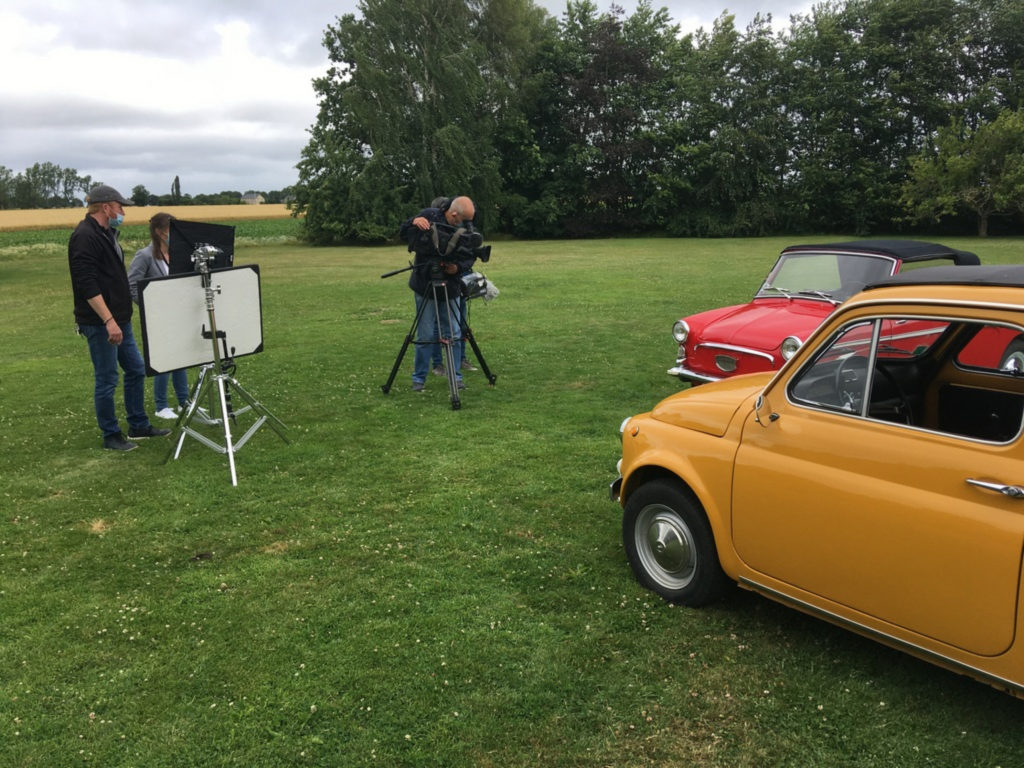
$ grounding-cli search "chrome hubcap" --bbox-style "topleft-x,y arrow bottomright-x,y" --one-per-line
637,505 -> 696,589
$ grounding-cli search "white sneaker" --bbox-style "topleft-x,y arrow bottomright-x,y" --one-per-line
155,407 -> 178,420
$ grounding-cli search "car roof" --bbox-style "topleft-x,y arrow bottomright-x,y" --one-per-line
864,264 -> 1024,291
781,239 -> 980,265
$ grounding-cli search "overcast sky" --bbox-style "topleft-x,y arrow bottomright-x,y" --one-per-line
0,0 -> 812,198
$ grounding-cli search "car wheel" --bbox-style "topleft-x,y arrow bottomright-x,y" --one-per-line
622,479 -> 729,606
1000,335 -> 1024,372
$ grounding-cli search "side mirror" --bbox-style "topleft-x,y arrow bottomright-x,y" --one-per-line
754,393 -> 779,426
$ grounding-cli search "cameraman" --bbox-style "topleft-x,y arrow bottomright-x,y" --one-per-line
398,196 -> 477,391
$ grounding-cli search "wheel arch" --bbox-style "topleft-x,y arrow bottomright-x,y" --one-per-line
620,460 -> 738,578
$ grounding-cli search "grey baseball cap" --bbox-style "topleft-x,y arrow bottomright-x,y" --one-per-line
87,184 -> 134,205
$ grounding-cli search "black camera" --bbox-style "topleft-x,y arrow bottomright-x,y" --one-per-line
408,222 -> 491,264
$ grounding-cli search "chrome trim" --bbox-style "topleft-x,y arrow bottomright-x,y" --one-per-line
696,342 -> 775,364
966,478 -> 1024,498
739,576 -> 1024,696
667,364 -> 721,383
609,477 -> 623,502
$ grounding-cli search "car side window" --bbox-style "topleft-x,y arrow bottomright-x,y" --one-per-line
789,315 -> 1024,442
789,320 -> 877,414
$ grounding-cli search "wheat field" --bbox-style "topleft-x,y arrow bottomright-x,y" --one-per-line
0,203 -> 296,231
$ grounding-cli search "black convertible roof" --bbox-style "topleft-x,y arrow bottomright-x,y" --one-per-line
864,264 -> 1024,291
782,239 -> 980,265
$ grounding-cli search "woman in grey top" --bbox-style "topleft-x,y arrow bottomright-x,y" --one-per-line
127,212 -> 190,419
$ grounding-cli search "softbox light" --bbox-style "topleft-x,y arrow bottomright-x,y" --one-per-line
168,219 -> 235,274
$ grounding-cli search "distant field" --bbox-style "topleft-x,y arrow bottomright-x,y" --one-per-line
0,203 -> 296,231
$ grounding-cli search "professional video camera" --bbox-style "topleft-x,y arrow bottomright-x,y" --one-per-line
407,221 -> 491,267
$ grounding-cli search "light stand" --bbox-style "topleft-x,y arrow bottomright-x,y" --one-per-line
164,245 -> 288,485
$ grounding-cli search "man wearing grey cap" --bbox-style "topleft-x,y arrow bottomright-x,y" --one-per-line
69,184 -> 169,451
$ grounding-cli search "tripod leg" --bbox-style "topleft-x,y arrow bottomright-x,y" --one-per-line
216,375 -> 239,486
165,364 -> 212,463
225,377 -> 290,443
454,301 -> 497,387
382,291 -> 430,394
434,283 -> 461,410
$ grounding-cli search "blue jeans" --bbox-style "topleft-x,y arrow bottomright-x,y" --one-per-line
80,322 -> 150,436
413,289 -> 462,383
154,369 -> 190,410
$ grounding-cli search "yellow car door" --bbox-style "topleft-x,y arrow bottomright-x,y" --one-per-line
731,315 -> 1024,657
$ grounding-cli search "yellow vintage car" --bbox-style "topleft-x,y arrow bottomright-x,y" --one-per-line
611,265 -> 1024,697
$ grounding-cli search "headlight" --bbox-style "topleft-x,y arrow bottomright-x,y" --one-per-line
780,335 -> 802,360
672,320 -> 690,343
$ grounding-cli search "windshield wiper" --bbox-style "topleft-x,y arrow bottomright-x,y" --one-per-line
795,289 -> 841,306
759,286 -> 794,299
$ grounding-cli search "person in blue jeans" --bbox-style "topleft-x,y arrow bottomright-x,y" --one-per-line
425,197 -> 476,377
68,185 -> 169,451
127,212 -> 190,419
398,196 -> 478,391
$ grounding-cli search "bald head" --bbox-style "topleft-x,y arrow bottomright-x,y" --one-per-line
445,196 -> 475,226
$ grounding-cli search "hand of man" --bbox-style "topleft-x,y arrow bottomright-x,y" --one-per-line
443,262 -> 458,275
106,321 -> 123,345
413,216 -> 430,230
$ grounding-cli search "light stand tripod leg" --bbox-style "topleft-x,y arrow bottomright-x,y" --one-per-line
165,364 -> 214,463
223,375 -> 290,446
215,374 -> 239,486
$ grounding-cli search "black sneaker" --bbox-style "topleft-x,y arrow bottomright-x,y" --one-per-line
128,424 -> 171,439
103,432 -> 138,451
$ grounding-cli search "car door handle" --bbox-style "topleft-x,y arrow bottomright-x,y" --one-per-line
966,478 -> 1024,499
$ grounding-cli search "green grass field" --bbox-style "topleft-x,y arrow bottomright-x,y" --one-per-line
3,230 -> 1024,766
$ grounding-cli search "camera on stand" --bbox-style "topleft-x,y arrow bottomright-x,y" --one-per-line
380,221 -> 498,409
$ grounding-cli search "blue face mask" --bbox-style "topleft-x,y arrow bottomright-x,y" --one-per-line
108,212 -> 124,228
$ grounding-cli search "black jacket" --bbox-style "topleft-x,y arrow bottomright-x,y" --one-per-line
399,207 -> 477,296
68,215 -> 133,325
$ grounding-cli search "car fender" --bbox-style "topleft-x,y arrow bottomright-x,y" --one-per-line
620,386 -> 765,577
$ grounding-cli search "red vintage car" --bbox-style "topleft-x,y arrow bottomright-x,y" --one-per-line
668,240 -> 981,384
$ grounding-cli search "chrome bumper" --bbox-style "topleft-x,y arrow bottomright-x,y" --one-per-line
666,364 -> 721,384
609,476 -> 623,502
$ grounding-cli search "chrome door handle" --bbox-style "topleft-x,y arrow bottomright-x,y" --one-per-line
966,479 -> 1024,499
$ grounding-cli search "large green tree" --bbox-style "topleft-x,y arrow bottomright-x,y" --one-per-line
498,1 -> 686,237
902,108 -> 1024,236
782,0 -> 974,234
649,12 -> 788,236
294,0 -> 548,243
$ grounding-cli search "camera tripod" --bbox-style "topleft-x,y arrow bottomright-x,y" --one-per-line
381,278 -> 497,410
163,247 -> 289,485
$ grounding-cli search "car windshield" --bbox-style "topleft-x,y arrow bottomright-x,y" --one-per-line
756,252 -> 895,303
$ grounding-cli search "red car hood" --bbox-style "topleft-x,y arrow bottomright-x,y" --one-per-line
691,299 -> 832,352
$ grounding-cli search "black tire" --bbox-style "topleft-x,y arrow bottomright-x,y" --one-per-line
622,478 -> 730,606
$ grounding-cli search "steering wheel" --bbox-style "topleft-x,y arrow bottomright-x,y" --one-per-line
834,354 -> 868,412
834,355 -> 913,424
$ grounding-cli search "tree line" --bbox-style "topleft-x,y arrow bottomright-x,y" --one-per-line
0,165 -> 294,210
292,0 -> 1024,243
